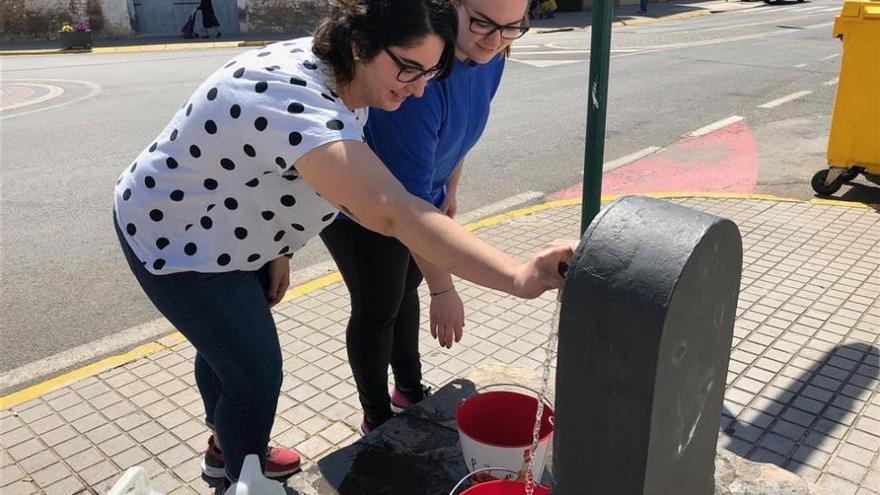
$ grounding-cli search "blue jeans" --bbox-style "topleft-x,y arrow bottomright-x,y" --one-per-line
114,216 -> 281,481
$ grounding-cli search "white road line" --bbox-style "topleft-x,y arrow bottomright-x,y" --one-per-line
1,78 -> 102,120
684,116 -> 745,138
0,84 -> 64,112
509,58 -> 581,68
820,53 -> 840,61
794,63 -> 808,68
512,49 -> 590,55
822,78 -> 839,86
545,21 -> 835,55
758,91 -> 812,109
601,146 -> 663,173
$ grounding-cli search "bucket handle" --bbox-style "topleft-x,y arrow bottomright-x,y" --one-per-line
448,467 -> 519,495
475,382 -> 542,396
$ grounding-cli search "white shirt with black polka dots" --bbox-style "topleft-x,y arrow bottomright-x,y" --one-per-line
114,37 -> 366,274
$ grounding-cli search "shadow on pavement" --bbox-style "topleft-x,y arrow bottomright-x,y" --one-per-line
721,342 -> 879,473
832,176 -> 880,206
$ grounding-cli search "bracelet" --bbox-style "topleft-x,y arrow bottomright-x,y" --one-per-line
430,287 -> 455,297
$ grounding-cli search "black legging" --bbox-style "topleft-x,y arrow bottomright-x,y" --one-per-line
320,219 -> 424,428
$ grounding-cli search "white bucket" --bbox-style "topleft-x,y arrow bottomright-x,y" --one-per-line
456,388 -> 554,484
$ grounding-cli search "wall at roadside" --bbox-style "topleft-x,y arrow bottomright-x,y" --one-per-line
244,0 -> 327,34
0,0 -> 134,39
0,0 -> 330,40
3,0 -> 659,41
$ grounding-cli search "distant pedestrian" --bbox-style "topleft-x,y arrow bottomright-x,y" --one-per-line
637,0 -> 648,15
198,0 -> 221,38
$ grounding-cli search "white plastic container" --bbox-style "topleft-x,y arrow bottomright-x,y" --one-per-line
106,454 -> 285,495
224,454 -> 287,495
105,467 -> 165,495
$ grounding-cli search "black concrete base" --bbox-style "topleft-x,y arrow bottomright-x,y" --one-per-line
285,366 -> 554,495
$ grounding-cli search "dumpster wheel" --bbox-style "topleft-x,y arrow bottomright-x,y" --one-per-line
811,169 -> 843,196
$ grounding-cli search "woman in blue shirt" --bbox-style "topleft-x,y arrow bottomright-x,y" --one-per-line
320,0 -> 532,432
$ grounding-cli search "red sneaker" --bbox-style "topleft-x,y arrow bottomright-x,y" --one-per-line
390,385 -> 431,413
200,435 -> 301,479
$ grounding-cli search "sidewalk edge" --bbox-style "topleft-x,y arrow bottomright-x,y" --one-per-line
0,192 -> 870,409
0,40 -> 270,57
530,8 -> 714,34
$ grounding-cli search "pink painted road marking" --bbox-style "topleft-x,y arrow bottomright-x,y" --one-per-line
551,119 -> 759,200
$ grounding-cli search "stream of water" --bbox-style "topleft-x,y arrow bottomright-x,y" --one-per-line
523,292 -> 562,495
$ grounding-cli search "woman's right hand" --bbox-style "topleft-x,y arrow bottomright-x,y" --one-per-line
511,240 -> 578,299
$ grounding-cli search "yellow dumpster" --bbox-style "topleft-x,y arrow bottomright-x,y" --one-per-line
811,0 -> 880,196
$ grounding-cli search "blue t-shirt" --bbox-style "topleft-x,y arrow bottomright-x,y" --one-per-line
363,55 -> 505,209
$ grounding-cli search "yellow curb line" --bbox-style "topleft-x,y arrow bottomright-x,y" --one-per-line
278,272 -> 344,305
1,192 -> 869,409
615,10 -> 711,27
0,40 -> 270,57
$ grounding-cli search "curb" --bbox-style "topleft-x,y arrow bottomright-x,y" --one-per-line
0,40 -> 270,57
529,8 -> 714,34
0,192 -> 871,409
614,9 -> 712,26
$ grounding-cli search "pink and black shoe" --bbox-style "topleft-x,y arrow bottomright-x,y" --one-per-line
390,385 -> 432,413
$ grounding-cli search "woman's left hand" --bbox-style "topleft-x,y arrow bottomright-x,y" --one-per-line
266,256 -> 291,307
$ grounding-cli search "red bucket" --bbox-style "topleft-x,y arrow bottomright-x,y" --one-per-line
456,390 -> 554,483
460,480 -> 551,495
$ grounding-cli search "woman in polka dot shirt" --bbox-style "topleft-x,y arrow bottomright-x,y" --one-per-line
113,0 -> 574,484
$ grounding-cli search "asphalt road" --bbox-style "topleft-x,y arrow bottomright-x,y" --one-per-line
2,0 -> 870,384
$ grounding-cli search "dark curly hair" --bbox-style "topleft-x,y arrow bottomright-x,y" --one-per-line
313,0 -> 458,88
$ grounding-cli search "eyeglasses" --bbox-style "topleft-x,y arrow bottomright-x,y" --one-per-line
462,1 -> 530,40
383,47 -> 444,83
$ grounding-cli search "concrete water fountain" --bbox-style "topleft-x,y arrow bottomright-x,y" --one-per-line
265,196 -> 829,495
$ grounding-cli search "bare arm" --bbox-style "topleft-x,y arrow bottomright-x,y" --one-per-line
423,157 -> 465,290
412,253 -> 453,294
296,141 -> 569,298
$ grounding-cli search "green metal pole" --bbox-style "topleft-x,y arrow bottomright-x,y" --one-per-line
581,0 -> 614,234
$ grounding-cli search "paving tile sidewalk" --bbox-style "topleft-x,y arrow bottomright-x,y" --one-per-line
1,195 -> 878,494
